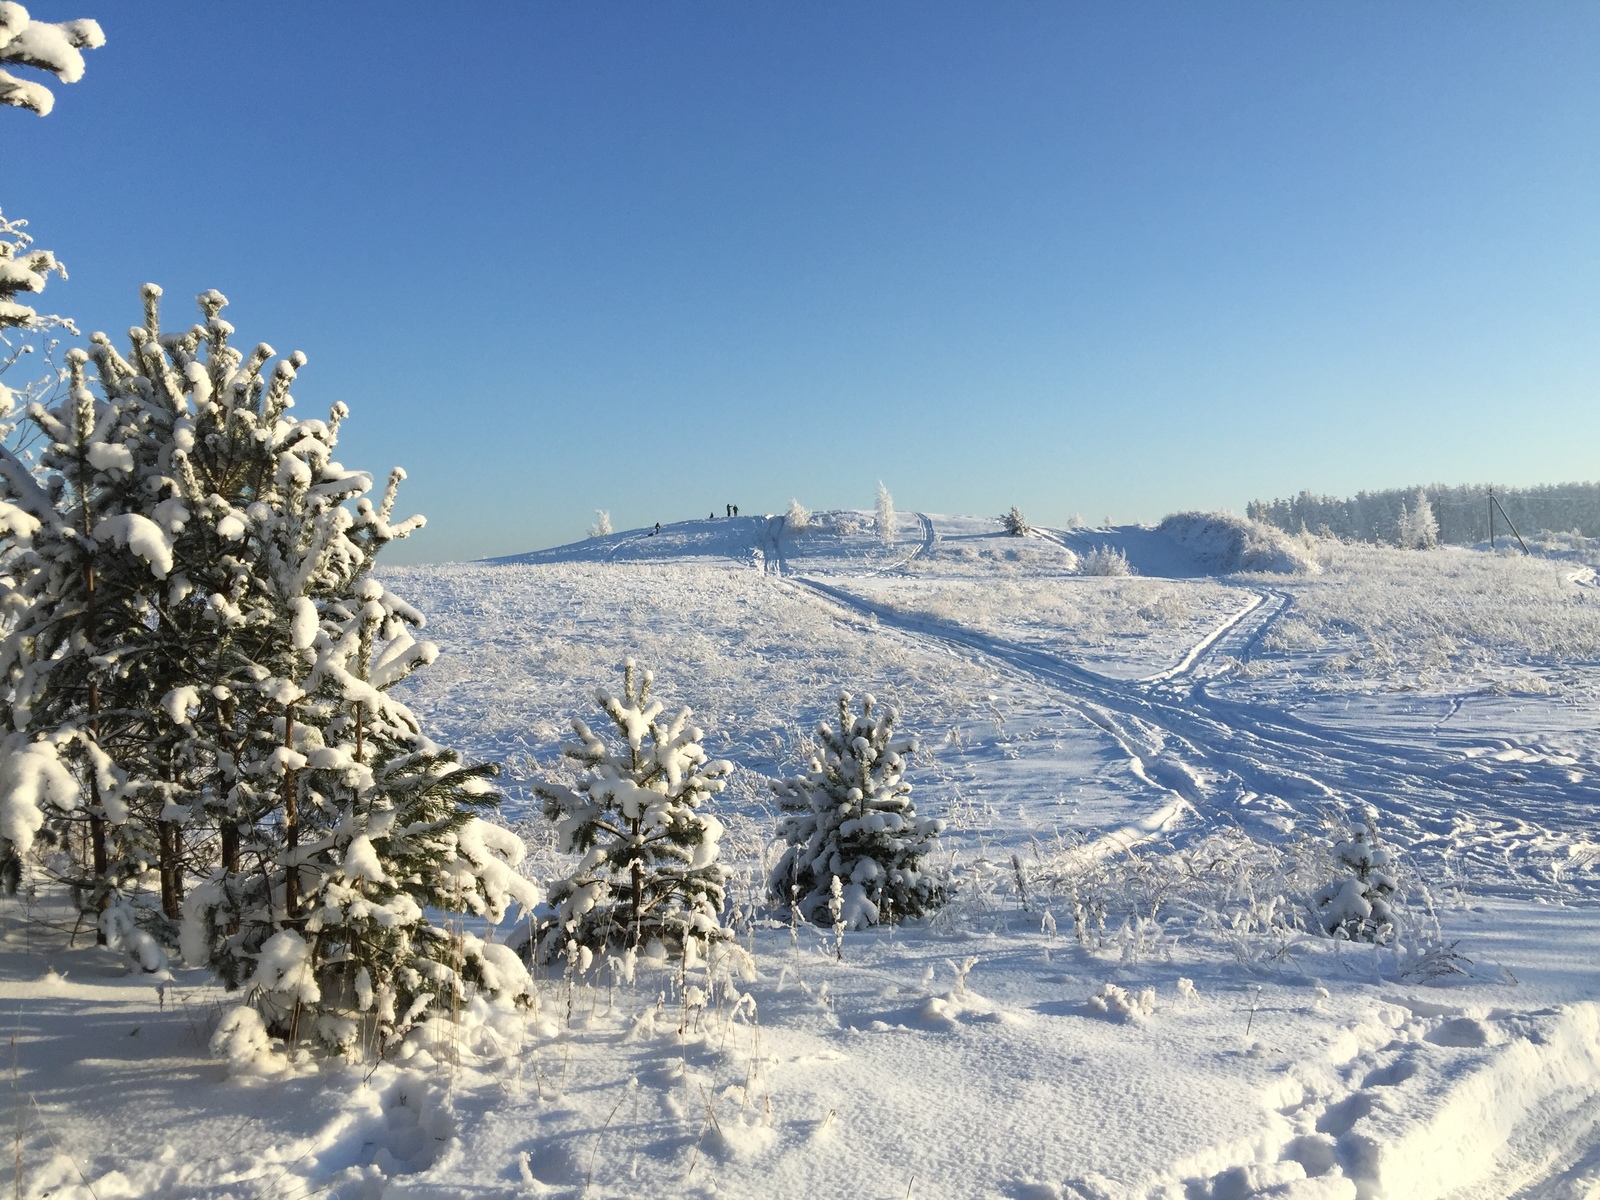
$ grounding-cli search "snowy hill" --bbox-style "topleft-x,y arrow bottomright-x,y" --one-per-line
491,509 -> 1301,579
8,513 -> 1600,1199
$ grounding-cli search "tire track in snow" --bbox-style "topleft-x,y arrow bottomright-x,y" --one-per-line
790,573 -> 1593,897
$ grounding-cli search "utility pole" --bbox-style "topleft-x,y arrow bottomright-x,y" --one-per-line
1488,488 -> 1495,550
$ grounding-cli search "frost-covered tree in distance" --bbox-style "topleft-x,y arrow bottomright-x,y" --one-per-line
1396,488 -> 1439,549
770,692 -> 946,929
0,3 -> 104,116
785,497 -> 810,532
1313,817 -> 1398,943
536,659 -> 732,962
589,509 -> 611,538
1002,506 -> 1030,536
875,481 -> 896,550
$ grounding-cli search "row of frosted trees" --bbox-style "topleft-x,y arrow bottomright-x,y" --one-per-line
1248,483 -> 1600,546
535,665 -> 947,965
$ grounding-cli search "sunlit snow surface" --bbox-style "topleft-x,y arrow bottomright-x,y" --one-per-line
8,512 -> 1600,1199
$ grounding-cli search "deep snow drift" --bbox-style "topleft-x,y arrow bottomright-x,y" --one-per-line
5,510 -> 1600,1199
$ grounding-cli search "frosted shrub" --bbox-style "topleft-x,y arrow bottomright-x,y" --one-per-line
1396,489 -> 1439,549
1002,506 -> 1030,537
769,692 -> 946,928
1313,816 -> 1398,943
1079,545 -> 1134,577
1157,511 -> 1318,575
589,509 -> 612,538
535,659 -> 733,961
785,498 -> 811,532
876,481 -> 896,549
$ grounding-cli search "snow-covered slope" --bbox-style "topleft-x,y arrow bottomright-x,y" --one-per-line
6,515 -> 1600,1199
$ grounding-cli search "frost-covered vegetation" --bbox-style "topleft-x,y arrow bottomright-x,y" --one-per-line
1250,479 -> 1600,546
5,23 -> 1600,1195
1251,539 -> 1600,691
1157,510 -> 1319,575
0,3 -> 103,117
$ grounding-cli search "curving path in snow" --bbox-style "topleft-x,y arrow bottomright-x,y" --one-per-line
763,522 -> 1600,1199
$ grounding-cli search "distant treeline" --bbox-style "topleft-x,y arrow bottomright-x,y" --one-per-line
1246,483 -> 1600,546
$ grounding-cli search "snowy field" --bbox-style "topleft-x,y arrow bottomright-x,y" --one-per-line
7,512 -> 1600,1199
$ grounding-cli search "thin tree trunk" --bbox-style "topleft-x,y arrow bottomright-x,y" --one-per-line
630,815 -> 643,944
158,820 -> 180,920
283,704 -> 299,921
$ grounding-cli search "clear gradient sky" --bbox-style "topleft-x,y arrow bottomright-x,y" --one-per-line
5,3 -> 1599,562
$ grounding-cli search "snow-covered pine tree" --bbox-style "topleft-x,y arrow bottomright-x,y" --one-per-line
769,692 -> 945,929
1312,815 -> 1398,943
12,283 -> 542,1051
535,659 -> 732,962
0,4 -> 104,117
0,317 -> 176,935
875,481 -> 895,549
1002,506 -> 1030,536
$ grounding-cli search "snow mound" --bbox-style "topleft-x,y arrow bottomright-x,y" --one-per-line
1157,511 -> 1320,576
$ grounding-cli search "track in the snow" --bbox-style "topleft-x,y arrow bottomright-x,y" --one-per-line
776,517 -> 1594,901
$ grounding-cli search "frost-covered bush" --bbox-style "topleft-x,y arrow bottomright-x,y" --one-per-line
1157,511 -> 1319,575
0,3 -> 104,117
1312,816 -> 1397,943
770,692 -> 945,928
1079,545 -> 1134,577
589,509 -> 611,538
535,659 -> 732,961
785,497 -> 810,532
1002,506 -> 1030,537
876,481 -> 896,549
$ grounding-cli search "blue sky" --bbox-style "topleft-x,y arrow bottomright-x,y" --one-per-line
5,3 -> 1599,562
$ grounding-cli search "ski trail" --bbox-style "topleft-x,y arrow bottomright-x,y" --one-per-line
793,576 -> 1217,853
792,574 -> 1591,897
1139,590 -> 1275,683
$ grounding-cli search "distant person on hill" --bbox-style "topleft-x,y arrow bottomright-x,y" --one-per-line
654,522 -> 661,535
733,505 -> 739,517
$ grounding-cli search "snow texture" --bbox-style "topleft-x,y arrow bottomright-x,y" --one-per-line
1,510 -> 1599,1198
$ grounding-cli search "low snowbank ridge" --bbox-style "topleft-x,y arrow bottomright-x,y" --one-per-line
1158,510 -> 1320,575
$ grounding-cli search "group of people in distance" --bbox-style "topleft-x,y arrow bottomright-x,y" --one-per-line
649,503 -> 742,537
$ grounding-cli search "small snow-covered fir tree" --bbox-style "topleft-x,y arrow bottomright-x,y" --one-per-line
770,692 -> 945,929
0,4 -> 104,117
535,659 -> 732,961
1002,506 -> 1030,536
589,509 -> 611,538
785,497 -> 810,532
1313,815 -> 1398,943
875,481 -> 895,549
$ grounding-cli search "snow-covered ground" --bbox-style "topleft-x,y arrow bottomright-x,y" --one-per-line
6,511 -> 1600,1199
